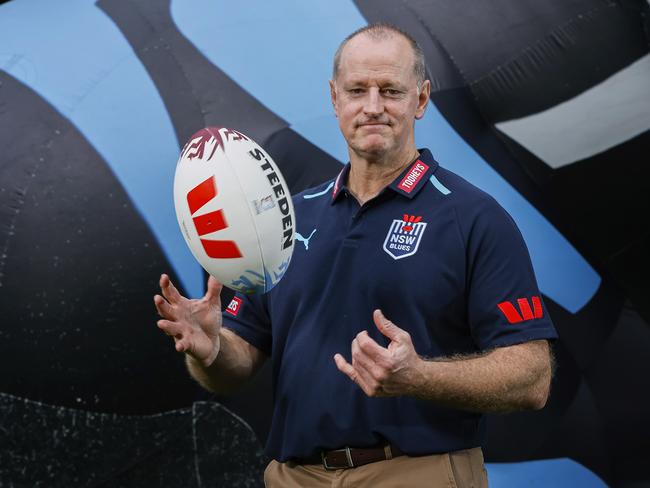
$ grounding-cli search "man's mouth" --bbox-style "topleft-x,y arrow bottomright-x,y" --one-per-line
358,121 -> 390,127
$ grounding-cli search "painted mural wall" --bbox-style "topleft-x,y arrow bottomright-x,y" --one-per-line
1,0 -> 649,486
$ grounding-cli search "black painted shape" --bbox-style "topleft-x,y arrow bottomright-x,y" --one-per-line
0,394 -> 267,487
194,402 -> 268,487
549,131 -> 650,324
607,233 -> 650,325
469,2 -> 649,122
550,130 -> 650,260
583,305 -> 650,486
410,0 -> 602,81
537,377 -> 613,483
545,282 -> 624,372
0,72 -> 197,414
404,0 -> 650,121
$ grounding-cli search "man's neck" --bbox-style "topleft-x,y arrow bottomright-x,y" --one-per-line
347,148 -> 420,205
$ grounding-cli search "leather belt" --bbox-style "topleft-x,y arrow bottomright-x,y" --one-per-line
300,444 -> 404,470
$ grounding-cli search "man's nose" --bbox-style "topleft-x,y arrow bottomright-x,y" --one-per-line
363,88 -> 384,116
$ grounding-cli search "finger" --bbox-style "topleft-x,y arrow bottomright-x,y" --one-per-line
205,275 -> 223,306
154,295 -> 176,320
173,332 -> 195,354
352,336 -> 380,376
175,340 -> 188,353
160,273 -> 182,304
353,337 -> 387,388
373,309 -> 407,342
334,354 -> 373,395
356,330 -> 389,361
157,319 -> 186,338
351,358 -> 378,393
335,353 -> 362,383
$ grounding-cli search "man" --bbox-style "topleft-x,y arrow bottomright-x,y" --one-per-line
154,24 -> 557,487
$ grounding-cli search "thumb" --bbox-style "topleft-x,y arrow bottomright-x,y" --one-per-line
205,275 -> 223,305
373,309 -> 402,341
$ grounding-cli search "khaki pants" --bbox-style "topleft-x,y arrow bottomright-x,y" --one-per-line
264,447 -> 488,488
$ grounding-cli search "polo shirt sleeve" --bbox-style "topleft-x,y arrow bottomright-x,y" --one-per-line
222,292 -> 272,356
464,197 -> 558,350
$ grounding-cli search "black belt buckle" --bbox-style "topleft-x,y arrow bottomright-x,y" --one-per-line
321,447 -> 355,470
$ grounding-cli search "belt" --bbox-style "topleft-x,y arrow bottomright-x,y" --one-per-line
299,444 -> 404,470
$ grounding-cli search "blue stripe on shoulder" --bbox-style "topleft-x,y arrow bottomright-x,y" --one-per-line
429,175 -> 451,195
303,182 -> 334,199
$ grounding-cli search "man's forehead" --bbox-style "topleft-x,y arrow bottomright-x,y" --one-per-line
341,34 -> 412,63
338,34 -> 414,78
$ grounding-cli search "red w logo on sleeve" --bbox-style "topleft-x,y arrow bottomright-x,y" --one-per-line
497,296 -> 544,324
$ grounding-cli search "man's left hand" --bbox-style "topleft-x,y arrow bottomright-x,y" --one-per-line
334,310 -> 423,397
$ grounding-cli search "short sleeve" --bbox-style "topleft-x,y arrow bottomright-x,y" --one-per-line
222,291 -> 272,356
464,198 -> 558,350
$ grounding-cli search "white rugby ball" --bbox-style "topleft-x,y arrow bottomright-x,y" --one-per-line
173,127 -> 295,294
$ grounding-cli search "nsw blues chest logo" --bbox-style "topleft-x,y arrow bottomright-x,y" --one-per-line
383,215 -> 427,260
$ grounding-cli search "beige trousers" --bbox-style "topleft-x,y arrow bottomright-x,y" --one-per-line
264,447 -> 488,488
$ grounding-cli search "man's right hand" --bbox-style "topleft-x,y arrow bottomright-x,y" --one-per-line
154,274 -> 223,367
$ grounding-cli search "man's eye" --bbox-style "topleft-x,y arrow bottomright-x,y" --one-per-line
349,88 -> 364,95
383,89 -> 401,96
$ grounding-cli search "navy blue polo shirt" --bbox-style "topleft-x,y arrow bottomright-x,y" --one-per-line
223,148 -> 557,462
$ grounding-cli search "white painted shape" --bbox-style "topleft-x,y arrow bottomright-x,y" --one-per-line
496,54 -> 650,168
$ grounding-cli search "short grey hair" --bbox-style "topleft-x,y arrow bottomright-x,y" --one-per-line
332,23 -> 426,88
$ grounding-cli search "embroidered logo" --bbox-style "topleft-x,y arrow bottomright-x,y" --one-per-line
497,296 -> 544,324
383,215 -> 427,260
397,160 -> 429,193
225,297 -> 243,316
295,229 -> 317,250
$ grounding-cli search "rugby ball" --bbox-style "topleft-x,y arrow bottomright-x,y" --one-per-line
173,127 -> 295,294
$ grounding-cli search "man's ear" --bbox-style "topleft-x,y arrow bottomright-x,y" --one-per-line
415,79 -> 431,120
329,80 -> 338,118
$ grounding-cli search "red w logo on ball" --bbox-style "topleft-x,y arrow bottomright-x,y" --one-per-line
186,176 -> 243,259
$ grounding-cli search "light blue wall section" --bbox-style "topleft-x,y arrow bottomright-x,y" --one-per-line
487,458 -> 608,487
171,0 -> 600,312
0,0 -> 204,297
171,0 -> 358,133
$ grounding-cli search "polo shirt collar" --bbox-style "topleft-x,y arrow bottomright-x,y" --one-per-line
331,148 -> 438,203
388,149 -> 438,199
331,162 -> 351,203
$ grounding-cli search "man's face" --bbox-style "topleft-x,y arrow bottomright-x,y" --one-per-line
330,34 -> 430,161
